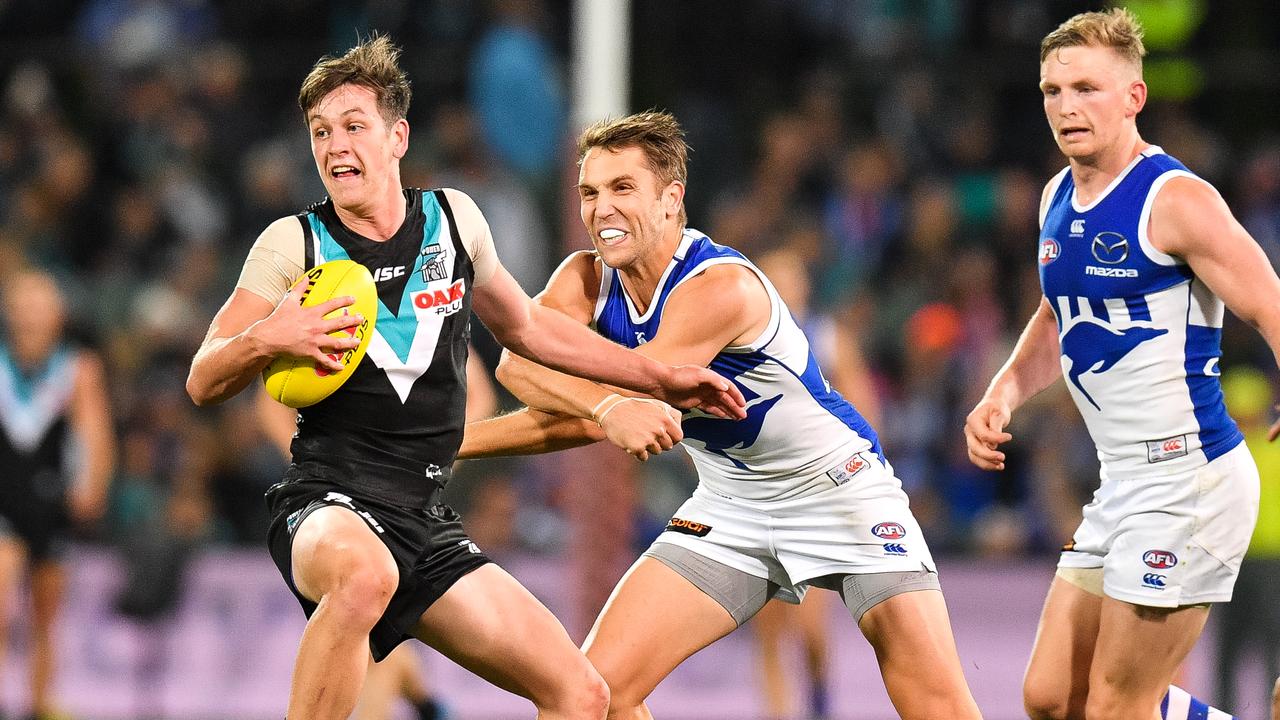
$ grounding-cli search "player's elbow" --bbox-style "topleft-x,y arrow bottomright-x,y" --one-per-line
185,369 -> 220,407
494,347 -> 526,389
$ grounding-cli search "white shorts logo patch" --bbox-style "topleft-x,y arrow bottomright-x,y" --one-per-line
826,452 -> 870,486
1146,434 -> 1188,463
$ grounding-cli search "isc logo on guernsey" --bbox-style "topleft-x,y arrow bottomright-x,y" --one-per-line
412,280 -> 466,316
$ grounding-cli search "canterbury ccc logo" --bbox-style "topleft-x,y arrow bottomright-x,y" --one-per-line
666,517 -> 712,537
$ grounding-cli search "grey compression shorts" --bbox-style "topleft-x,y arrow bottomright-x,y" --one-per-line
645,543 -> 941,626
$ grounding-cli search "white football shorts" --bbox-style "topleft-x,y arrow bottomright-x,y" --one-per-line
650,452 -> 937,603
1058,441 -> 1259,607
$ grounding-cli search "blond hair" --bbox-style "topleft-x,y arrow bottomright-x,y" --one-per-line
578,111 -> 689,224
1041,7 -> 1146,70
298,35 -> 411,124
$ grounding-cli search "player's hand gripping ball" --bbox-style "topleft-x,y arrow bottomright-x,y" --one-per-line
263,260 -> 377,408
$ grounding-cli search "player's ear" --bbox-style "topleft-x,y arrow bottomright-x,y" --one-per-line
391,118 -> 410,159
1126,79 -> 1147,118
664,180 -> 685,219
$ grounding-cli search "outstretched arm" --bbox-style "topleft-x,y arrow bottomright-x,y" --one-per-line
472,262 -> 745,419
964,297 -> 1063,470
496,258 -> 765,454
1149,176 -> 1280,441
459,408 -> 607,459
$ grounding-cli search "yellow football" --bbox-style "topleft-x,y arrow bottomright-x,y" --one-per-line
263,259 -> 377,408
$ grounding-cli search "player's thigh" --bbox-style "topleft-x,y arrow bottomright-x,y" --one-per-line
1023,573 -> 1102,715
412,563 -> 598,704
583,555 -> 741,703
795,590 -> 833,649
857,587 -> 978,719
290,504 -> 397,604
1088,596 -> 1208,708
751,599 -> 789,645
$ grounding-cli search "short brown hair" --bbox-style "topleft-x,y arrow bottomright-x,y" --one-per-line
578,111 -> 689,223
1041,8 -> 1146,70
298,35 -> 411,124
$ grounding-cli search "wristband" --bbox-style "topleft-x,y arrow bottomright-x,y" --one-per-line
591,393 -> 624,425
597,396 -> 638,426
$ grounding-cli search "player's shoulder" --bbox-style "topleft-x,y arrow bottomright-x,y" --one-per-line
1039,166 -> 1071,214
547,249 -> 604,289
258,215 -> 306,243
436,187 -> 481,214
673,259 -> 763,309
433,187 -> 492,234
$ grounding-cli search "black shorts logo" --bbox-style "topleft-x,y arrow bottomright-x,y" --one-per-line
666,517 -> 712,537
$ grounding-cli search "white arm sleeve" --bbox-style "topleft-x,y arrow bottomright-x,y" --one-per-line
234,216 -> 306,304
442,187 -> 500,286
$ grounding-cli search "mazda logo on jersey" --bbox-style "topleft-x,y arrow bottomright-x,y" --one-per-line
1091,232 -> 1129,265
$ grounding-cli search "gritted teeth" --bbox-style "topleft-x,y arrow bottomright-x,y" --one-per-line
332,165 -> 360,177
599,229 -> 625,240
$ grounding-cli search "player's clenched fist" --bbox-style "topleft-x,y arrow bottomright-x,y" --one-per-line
596,395 -> 684,461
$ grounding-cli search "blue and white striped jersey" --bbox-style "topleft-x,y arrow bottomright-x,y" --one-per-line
1038,147 -> 1242,477
593,228 -> 884,501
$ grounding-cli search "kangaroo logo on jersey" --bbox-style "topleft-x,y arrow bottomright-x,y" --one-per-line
1143,549 -> 1178,569
1090,232 -> 1129,264
1039,237 -> 1061,266
1060,320 -> 1168,410
681,377 -> 782,471
420,243 -> 449,282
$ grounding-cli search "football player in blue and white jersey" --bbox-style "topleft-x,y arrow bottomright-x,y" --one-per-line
460,111 -> 981,720
965,9 -> 1280,720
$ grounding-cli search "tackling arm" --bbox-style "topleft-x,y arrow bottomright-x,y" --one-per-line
458,408 -> 607,459
495,260 -> 764,457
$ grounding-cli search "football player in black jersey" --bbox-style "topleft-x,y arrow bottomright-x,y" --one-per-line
187,36 -> 743,720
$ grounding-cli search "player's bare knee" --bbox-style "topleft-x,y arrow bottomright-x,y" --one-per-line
1025,699 -> 1075,720
313,561 -> 397,631
573,668 -> 610,720
536,660 -> 608,719
1024,682 -> 1080,720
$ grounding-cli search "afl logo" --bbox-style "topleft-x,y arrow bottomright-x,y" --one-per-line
1143,550 -> 1178,569
1091,232 -> 1129,265
1039,237 -> 1061,265
872,522 -> 906,540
